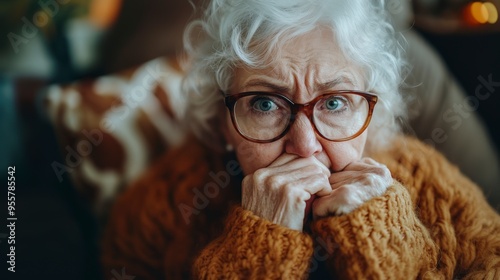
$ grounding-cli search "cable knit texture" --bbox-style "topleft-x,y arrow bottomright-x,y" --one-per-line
101,135 -> 500,279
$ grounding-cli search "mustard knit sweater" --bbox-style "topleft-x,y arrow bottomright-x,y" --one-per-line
101,136 -> 500,279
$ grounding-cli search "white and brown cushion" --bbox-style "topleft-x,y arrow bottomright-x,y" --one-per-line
42,57 -> 187,218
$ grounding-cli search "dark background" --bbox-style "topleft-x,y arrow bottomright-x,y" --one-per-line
416,28 -> 500,150
0,1 -> 499,279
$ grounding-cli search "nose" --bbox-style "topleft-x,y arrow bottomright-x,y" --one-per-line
284,113 -> 322,157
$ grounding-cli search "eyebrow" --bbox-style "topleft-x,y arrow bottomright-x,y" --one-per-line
243,75 -> 356,93
243,80 -> 291,93
315,76 -> 355,91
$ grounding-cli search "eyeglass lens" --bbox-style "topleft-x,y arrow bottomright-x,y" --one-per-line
232,93 -> 369,141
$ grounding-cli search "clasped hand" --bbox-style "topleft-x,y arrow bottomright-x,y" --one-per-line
241,154 -> 392,231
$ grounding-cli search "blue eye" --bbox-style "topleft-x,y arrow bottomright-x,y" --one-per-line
252,98 -> 278,112
325,97 -> 343,110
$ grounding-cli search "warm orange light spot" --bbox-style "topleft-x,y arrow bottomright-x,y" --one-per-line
471,2 -> 489,24
89,0 -> 122,28
484,2 -> 498,24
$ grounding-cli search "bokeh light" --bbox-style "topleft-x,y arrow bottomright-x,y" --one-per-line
471,2 -> 488,23
465,2 -> 498,25
89,0 -> 122,28
484,2 -> 498,24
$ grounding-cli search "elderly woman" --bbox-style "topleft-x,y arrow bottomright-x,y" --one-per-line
101,0 -> 500,279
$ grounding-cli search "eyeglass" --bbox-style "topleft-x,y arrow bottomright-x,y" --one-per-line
223,90 -> 377,143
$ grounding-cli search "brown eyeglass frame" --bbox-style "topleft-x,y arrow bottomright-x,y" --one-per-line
223,90 -> 378,143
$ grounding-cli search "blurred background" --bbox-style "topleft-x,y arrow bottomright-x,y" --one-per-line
0,0 -> 499,279
412,0 -> 500,148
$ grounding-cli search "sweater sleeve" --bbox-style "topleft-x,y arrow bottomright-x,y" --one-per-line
391,137 -> 500,279
312,137 -> 500,279
193,206 -> 314,279
446,163 -> 500,280
310,181 -> 442,279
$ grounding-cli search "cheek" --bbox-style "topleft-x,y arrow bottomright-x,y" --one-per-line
324,132 -> 367,171
234,142 -> 282,175
224,115 -> 283,175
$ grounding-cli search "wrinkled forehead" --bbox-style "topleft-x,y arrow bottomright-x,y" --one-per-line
230,27 -> 366,95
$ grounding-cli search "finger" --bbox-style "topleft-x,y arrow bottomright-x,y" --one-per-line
272,157 -> 331,178
329,170 -> 391,190
329,170 -> 362,185
311,189 -> 343,218
360,157 -> 384,166
329,167 -> 373,185
266,166 -> 330,188
298,173 -> 332,197
310,156 -> 332,177
270,175 -> 330,220
339,157 -> 387,172
277,174 -> 332,202
330,160 -> 390,184
312,185 -> 366,218
268,153 -> 300,168
340,160 -> 373,172
268,152 -> 330,176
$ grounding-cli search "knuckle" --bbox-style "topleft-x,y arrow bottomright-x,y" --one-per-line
312,164 -> 328,175
303,164 -> 319,174
242,176 -> 252,187
265,175 -> 282,189
364,172 -> 390,190
313,173 -> 329,183
282,182 -> 295,194
361,157 -> 375,164
369,164 -> 391,178
283,183 -> 303,200
364,173 -> 379,185
253,168 -> 267,180
303,158 -> 326,171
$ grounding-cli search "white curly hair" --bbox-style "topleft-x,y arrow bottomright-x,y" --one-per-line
182,0 -> 408,153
